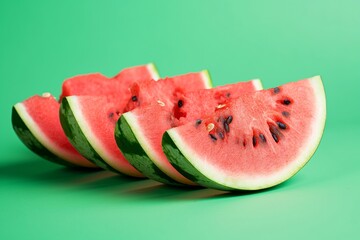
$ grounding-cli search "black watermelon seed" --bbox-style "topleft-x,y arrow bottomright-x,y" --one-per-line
226,92 -> 231,97
178,100 -> 183,108
108,112 -> 114,118
282,111 -> 290,117
283,99 -> 291,105
271,133 -> 279,143
209,134 -> 217,141
259,133 -> 266,143
218,131 -> 224,139
269,125 -> 280,143
223,122 -> 230,133
274,87 -> 280,94
131,96 -> 137,102
226,115 -> 233,124
195,119 -> 202,125
277,122 -> 287,129
252,136 -> 257,147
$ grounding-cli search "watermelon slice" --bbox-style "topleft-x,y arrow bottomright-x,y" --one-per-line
115,79 -> 263,185
12,94 -> 93,167
12,64 -> 158,167
162,76 -> 326,190
60,71 -> 212,177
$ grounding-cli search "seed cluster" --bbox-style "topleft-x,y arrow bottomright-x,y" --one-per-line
205,90 -> 292,145
269,124 -> 282,143
223,115 -> 232,133
208,115 -> 234,142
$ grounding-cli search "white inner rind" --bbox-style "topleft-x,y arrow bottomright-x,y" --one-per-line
66,97 -> 140,175
251,79 -> 263,90
146,63 -> 160,81
123,112 -> 195,185
200,70 -> 213,89
168,76 -> 326,190
14,103 -> 90,166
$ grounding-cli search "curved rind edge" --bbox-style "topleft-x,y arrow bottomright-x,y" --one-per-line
12,105 -> 76,167
59,98 -> 119,172
115,114 -> 184,186
162,131 -> 233,191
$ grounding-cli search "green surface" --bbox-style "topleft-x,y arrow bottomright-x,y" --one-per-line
1,0 -> 359,239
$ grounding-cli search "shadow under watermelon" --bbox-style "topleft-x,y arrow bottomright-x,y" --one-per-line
0,156 -> 300,201
107,176 -> 299,202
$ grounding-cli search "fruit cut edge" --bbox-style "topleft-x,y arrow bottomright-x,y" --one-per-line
164,76 -> 326,190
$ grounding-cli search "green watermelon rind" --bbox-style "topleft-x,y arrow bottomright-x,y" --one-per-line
60,97 -> 119,172
12,105 -> 78,167
114,70 -> 213,185
162,131 -> 234,191
162,76 -> 326,191
115,115 -> 183,186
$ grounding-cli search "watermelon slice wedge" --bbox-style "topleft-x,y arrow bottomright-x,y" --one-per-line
12,94 -> 93,167
12,64 -> 159,168
60,71 -> 212,177
115,79 -> 263,185
162,76 -> 326,190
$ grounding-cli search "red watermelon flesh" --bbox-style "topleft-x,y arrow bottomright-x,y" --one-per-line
12,64 -> 158,168
123,71 -> 212,112
60,71 -> 211,176
60,63 -> 159,100
116,79 -> 263,185
173,79 -> 264,126
162,76 -> 326,190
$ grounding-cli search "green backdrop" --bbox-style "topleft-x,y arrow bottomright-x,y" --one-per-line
1,1 -> 359,239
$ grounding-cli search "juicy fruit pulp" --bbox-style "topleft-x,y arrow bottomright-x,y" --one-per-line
12,64 -> 158,168
116,79 -> 263,185
60,63 -> 159,100
162,76 -> 326,190
60,71 -> 212,177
